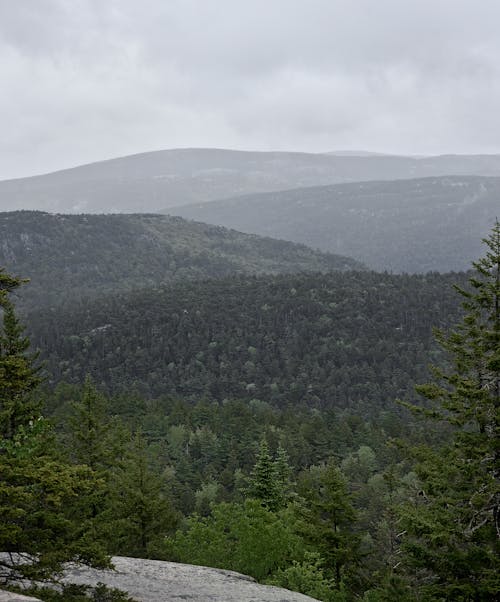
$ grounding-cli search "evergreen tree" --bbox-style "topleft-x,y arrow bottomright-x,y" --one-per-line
295,461 -> 359,588
247,439 -> 281,511
399,221 -> 500,600
274,444 -> 294,508
63,377 -> 132,552
0,269 -> 109,584
105,430 -> 178,557
67,376 -> 113,472
0,437 -> 109,584
0,269 -> 41,439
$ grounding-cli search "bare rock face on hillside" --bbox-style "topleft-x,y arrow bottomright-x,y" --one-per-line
62,556 -> 320,602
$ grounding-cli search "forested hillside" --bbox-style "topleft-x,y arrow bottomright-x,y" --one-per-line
0,211 -> 361,308
2,225 -> 499,602
3,148 -> 500,213
29,270 -> 466,411
171,175 -> 500,272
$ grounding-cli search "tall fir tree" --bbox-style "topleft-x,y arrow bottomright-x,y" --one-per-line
274,444 -> 294,508
247,439 -> 281,511
295,461 -> 359,589
67,375 -> 114,472
0,268 -> 109,584
399,221 -> 500,600
0,269 -> 41,439
104,430 -> 178,557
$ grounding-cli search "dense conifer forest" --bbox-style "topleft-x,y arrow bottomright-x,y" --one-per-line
0,211 -> 361,309
1,224 -> 499,601
29,271 -> 466,409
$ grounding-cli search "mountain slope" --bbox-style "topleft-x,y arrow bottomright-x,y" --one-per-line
28,270 -> 466,410
170,175 -> 500,273
3,148 -> 500,213
0,211 -> 361,308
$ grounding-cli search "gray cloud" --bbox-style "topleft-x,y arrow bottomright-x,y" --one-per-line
1,0 -> 500,178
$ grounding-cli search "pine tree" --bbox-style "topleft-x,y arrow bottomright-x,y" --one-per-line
399,221 -> 500,600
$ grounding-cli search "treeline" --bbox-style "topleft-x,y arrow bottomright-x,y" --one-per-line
30,270 -> 467,413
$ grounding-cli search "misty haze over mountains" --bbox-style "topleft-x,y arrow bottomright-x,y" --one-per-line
170,174 -> 500,273
2,148 -> 500,215
1,148 -> 498,273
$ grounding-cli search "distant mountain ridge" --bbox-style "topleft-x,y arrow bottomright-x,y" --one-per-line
3,148 -> 500,214
170,175 -> 500,273
0,211 -> 361,308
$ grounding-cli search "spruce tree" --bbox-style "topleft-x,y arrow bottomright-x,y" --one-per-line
105,430 -> 177,557
274,444 -> 293,508
67,375 -> 113,472
247,439 -> 281,511
0,269 -> 41,439
399,221 -> 500,600
295,461 -> 359,588
0,269 -> 109,584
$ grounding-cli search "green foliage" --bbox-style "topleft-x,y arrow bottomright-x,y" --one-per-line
398,221 -> 500,600
0,269 -> 110,584
29,270 -> 465,410
15,582 -> 136,601
245,440 -> 293,511
246,440 -> 278,509
165,499 -> 304,581
194,480 -> 220,515
0,268 -> 41,439
274,445 -> 294,506
0,430 -> 109,583
362,573 -> 416,602
66,376 -> 115,472
295,462 -> 359,586
104,431 -> 178,558
266,552 -> 341,602
4,222 -> 498,600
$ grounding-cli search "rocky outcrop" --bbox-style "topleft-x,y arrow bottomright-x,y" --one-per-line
63,556 -> 320,601
0,592 -> 41,602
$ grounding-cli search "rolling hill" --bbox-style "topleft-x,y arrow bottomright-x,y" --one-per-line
3,148 -> 500,214
0,211 -> 361,308
28,270 -> 466,410
170,175 -> 500,273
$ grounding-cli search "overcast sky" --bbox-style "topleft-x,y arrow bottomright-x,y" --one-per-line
1,0 -> 500,179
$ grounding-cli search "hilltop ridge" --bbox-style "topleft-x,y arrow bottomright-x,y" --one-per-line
3,148 -> 500,213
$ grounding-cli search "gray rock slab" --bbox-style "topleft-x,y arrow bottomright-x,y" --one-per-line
0,592 -> 42,602
63,556 -> 320,602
